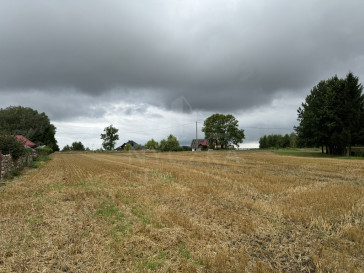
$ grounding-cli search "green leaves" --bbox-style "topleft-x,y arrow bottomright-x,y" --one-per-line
159,134 -> 181,151
296,72 -> 364,155
0,135 -> 26,160
0,106 -> 58,150
202,113 -> 245,149
100,125 -> 119,150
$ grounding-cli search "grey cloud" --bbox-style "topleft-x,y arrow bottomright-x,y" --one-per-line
1,0 -> 364,115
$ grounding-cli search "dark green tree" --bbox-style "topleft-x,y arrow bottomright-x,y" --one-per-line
159,134 -> 181,151
295,73 -> 364,155
335,72 -> 364,155
202,114 -> 245,149
62,145 -> 72,152
259,135 -> 268,149
145,139 -> 159,150
100,125 -> 119,150
0,134 -> 26,159
259,133 -> 296,149
71,141 -> 85,151
0,106 -> 58,150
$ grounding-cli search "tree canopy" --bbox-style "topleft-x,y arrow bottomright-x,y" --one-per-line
202,113 -> 245,149
100,125 -> 119,150
0,134 -> 26,159
259,133 -> 294,149
0,106 -> 59,151
159,134 -> 181,152
145,139 -> 159,150
71,141 -> 85,151
295,72 -> 364,155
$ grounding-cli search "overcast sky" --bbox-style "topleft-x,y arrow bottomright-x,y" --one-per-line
1,0 -> 364,149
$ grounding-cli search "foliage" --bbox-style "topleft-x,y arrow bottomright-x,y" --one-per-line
125,144 -> 132,151
101,125 -> 119,150
0,106 -> 59,151
62,145 -> 72,152
181,146 -> 192,151
71,141 -> 85,151
259,133 -> 295,149
35,146 -> 53,155
133,144 -> 144,150
159,134 -> 181,151
295,72 -> 364,155
145,139 -> 159,150
0,134 -> 27,160
202,113 -> 245,149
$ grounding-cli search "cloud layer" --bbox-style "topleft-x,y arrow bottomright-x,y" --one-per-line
1,1 -> 364,147
1,0 -> 364,117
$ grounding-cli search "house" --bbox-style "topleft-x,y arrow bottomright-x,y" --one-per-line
14,135 -> 36,148
115,140 -> 139,151
190,139 -> 210,151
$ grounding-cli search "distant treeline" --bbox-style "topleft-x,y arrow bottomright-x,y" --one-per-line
259,133 -> 297,149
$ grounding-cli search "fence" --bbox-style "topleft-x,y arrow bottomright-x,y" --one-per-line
0,150 -> 35,179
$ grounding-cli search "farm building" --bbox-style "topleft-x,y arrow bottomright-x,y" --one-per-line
115,140 -> 140,151
190,139 -> 209,151
14,135 -> 36,148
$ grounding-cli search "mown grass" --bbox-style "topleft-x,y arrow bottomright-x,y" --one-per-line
275,150 -> 364,159
0,151 -> 363,272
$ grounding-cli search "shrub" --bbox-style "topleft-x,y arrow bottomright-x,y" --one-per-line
35,146 -> 53,155
0,135 -> 26,160
159,134 -> 181,152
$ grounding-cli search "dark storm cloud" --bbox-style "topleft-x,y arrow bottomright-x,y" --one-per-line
1,0 -> 364,115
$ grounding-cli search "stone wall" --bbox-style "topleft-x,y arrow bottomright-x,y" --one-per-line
0,151 -> 35,179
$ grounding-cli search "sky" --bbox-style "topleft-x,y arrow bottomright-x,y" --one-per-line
1,0 -> 364,149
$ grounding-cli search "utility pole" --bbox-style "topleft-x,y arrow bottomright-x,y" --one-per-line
196,121 -> 198,150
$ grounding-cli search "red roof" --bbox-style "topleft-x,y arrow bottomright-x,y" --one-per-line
191,139 -> 209,147
15,135 -> 36,148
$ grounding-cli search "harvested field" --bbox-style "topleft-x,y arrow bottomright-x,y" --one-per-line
0,151 -> 363,272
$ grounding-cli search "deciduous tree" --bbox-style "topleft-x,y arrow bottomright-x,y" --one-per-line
145,139 -> 159,150
202,114 -> 245,149
0,106 -> 59,151
100,125 -> 119,150
159,134 -> 181,151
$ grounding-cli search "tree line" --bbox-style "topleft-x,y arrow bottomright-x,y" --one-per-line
259,133 -> 297,149
89,114 -> 246,152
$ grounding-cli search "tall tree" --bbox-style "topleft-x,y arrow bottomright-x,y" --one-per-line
0,106 -> 59,151
295,73 -> 364,155
202,114 -> 245,149
336,72 -> 364,155
100,125 -> 119,150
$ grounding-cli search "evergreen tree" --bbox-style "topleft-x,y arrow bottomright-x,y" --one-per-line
295,73 -> 364,155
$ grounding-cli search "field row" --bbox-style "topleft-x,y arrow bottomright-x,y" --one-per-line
0,151 -> 363,272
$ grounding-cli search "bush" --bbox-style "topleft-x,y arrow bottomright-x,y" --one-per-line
35,146 -> 53,155
181,146 -> 192,151
159,134 -> 181,152
0,135 -> 26,160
